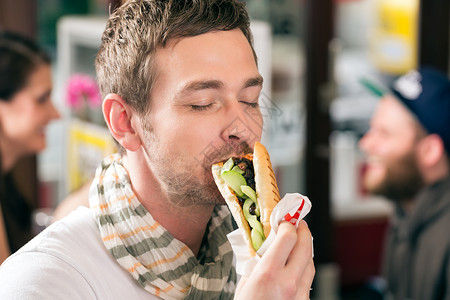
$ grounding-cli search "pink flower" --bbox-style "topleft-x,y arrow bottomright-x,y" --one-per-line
66,74 -> 102,109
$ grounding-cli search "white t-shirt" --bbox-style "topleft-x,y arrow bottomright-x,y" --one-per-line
0,207 -> 160,299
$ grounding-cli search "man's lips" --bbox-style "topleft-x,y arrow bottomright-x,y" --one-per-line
365,155 -> 384,165
215,153 -> 251,164
364,156 -> 386,174
229,143 -> 251,156
208,142 -> 253,165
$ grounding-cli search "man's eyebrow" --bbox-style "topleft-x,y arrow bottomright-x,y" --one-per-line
244,76 -> 263,88
182,80 -> 224,93
178,76 -> 263,98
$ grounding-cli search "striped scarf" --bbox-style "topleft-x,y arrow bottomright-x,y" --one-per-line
89,154 -> 236,300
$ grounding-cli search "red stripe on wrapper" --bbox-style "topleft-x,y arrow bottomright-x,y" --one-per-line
284,199 -> 305,225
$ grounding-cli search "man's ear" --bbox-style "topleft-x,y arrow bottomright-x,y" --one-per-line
102,93 -> 141,152
417,134 -> 445,167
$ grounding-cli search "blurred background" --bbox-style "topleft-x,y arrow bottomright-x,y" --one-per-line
1,0 -> 449,299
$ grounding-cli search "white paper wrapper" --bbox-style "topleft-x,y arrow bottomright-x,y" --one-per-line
227,193 -> 312,277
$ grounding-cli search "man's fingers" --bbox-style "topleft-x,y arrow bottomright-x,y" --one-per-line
237,221 -> 315,300
286,220 -> 313,270
259,221 -> 297,269
295,259 -> 315,300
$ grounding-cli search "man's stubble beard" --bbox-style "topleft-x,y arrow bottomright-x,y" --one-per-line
367,150 -> 424,203
141,126 -> 253,208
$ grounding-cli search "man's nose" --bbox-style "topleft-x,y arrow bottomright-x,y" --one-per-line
220,102 -> 255,143
359,132 -> 372,152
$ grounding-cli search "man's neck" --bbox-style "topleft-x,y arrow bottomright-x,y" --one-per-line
123,152 -> 215,256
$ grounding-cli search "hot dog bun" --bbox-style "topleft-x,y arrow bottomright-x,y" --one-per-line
211,142 -> 281,255
253,142 -> 281,237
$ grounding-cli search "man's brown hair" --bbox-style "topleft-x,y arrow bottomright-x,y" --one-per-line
95,0 -> 255,117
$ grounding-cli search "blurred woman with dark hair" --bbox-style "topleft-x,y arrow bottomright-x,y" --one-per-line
0,30 -> 60,262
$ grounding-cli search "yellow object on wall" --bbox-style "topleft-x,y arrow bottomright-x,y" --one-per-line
370,0 -> 419,75
67,118 -> 116,193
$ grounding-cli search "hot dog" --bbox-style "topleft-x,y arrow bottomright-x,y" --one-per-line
211,142 -> 281,256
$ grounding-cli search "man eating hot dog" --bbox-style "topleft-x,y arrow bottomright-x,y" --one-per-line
0,1 -> 315,299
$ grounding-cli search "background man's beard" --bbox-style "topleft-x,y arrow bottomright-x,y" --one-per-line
368,152 -> 424,202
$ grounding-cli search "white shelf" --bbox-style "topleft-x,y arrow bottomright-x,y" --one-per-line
332,195 -> 393,221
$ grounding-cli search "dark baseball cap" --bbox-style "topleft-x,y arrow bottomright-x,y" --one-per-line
361,67 -> 450,154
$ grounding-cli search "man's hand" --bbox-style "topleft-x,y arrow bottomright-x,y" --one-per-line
234,220 -> 315,300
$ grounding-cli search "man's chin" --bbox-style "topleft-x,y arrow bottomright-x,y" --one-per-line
205,184 -> 227,205
363,166 -> 386,188
191,180 -> 226,206
362,177 -> 386,197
